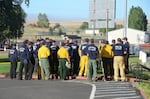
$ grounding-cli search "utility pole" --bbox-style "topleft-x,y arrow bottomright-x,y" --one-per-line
106,9 -> 109,40
93,0 -> 96,36
124,0 -> 128,37
106,0 -> 109,40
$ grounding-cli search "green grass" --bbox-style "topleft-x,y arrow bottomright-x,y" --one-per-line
0,54 -> 9,62
0,54 -> 17,74
129,55 -> 140,64
128,56 -> 150,98
138,82 -> 150,99
0,62 -> 11,74
0,62 -> 20,75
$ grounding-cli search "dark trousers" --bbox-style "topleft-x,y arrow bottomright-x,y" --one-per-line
18,61 -> 28,80
102,58 -> 114,79
71,59 -> 80,77
35,58 -> 41,80
59,59 -> 67,80
124,54 -> 129,73
10,60 -> 17,79
50,60 -> 59,79
28,61 -> 34,80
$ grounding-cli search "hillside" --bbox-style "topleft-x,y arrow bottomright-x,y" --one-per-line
23,20 -> 84,40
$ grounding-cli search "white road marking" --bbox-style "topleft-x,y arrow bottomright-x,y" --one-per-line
113,96 -> 141,99
96,88 -> 133,92
95,93 -> 137,98
89,83 -> 96,99
96,86 -> 131,89
95,90 -> 136,94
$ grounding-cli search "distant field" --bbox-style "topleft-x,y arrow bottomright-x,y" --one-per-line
23,20 -> 103,40
24,20 -> 83,33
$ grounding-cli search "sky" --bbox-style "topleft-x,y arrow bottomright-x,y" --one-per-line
21,0 -> 150,21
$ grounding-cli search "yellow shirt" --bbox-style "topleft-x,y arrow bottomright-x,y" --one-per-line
57,47 -> 70,62
101,44 -> 114,58
38,45 -> 50,59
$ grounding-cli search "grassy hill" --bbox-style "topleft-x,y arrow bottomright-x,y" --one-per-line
23,20 -> 84,40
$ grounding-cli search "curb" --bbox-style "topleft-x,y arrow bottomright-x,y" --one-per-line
0,75 -> 139,81
0,74 -> 87,80
0,75 -> 6,78
139,89 -> 148,99
135,86 -> 148,99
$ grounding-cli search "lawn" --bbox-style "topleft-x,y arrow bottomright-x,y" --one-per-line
138,82 -> 150,99
0,62 -> 20,75
0,62 -> 11,74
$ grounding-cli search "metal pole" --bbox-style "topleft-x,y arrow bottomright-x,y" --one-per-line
124,0 -> 128,37
106,0 -> 109,40
106,9 -> 109,40
93,0 -> 96,36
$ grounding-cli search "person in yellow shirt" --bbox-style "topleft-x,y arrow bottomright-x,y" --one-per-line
100,40 -> 114,81
38,40 -> 50,80
57,42 -> 70,80
78,38 -> 89,77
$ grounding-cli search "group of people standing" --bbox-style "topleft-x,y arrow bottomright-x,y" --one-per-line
8,37 -> 130,82
99,37 -> 130,81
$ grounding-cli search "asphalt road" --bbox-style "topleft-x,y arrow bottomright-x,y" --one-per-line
0,79 -> 143,99
0,79 -> 92,99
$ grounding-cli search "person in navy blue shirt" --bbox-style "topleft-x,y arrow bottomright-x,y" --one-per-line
122,37 -> 130,74
50,40 -> 59,79
18,40 -> 30,80
69,38 -> 80,79
27,41 -> 35,80
8,44 -> 18,79
33,39 -> 41,80
78,38 -> 89,77
86,39 -> 99,82
112,38 -> 127,81
64,39 -> 73,79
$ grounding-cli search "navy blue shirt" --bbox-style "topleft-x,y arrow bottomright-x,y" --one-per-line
28,47 -> 35,65
45,42 -> 51,49
80,44 -> 89,56
65,44 -> 72,57
18,45 -> 29,62
8,48 -> 18,61
70,43 -> 80,60
86,44 -> 98,59
33,44 -> 41,58
123,42 -> 130,54
112,44 -> 126,56
28,47 -> 34,59
50,45 -> 59,60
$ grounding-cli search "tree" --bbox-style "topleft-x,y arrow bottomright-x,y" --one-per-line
99,28 -> 115,33
128,6 -> 148,31
80,22 -> 88,30
49,23 -> 64,36
76,30 -> 80,34
0,0 -> 26,42
37,13 -> 49,28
